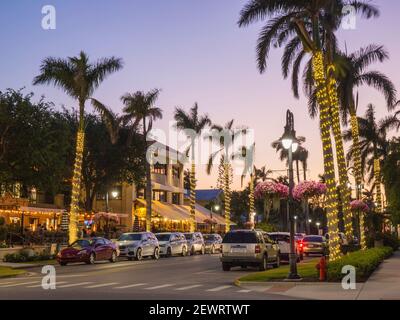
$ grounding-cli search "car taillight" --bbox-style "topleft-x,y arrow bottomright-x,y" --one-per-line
299,241 -> 304,248
255,245 -> 261,254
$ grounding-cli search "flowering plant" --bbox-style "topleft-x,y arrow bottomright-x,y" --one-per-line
293,181 -> 327,201
254,181 -> 289,199
350,200 -> 370,213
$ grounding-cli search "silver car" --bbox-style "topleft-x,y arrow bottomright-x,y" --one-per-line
184,232 -> 205,255
155,232 -> 188,257
220,230 -> 280,271
203,234 -> 223,254
117,232 -> 160,261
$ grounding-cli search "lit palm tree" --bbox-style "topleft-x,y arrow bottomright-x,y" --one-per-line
206,120 -> 247,232
344,104 -> 390,213
238,0 -> 378,260
33,51 -> 123,244
174,103 -> 211,232
121,89 -> 163,232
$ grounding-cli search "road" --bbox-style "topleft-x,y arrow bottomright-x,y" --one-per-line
0,254 -> 295,300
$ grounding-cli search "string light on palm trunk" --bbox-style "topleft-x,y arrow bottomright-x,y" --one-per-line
190,163 -> 196,232
326,64 -> 354,240
312,51 -> 341,262
374,159 -> 382,213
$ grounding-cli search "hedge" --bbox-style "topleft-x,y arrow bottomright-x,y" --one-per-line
327,247 -> 393,282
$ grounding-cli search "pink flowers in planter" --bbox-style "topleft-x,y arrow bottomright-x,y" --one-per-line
293,181 -> 327,201
254,181 -> 289,199
350,200 -> 370,213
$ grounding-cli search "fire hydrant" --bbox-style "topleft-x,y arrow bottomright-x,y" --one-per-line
316,256 -> 327,281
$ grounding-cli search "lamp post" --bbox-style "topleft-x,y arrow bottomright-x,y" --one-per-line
281,110 -> 301,280
211,204 -> 220,233
316,222 -> 321,235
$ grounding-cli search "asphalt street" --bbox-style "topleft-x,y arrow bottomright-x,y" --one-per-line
0,254 -> 296,300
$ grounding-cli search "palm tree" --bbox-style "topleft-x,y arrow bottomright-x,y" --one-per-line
344,104 -> 390,213
254,166 -> 274,183
206,120 -> 247,232
238,0 -> 378,260
33,51 -> 123,244
121,89 -> 163,232
174,103 -> 211,232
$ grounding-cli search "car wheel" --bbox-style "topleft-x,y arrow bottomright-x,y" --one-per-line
200,245 -> 205,255
272,254 -> 280,269
181,246 -> 187,257
87,252 -> 96,265
128,256 -> 133,261
136,248 -> 143,261
166,247 -> 172,257
109,251 -> 117,263
211,245 -> 215,254
190,246 -> 195,256
259,254 -> 267,271
222,263 -> 231,271
152,247 -> 160,260
300,253 -> 304,261
59,261 -> 67,266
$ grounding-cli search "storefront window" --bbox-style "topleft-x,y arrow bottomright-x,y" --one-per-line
152,162 -> 167,175
172,193 -> 180,205
152,190 -> 167,202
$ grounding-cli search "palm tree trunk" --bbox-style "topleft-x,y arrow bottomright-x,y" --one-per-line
249,174 -> 255,222
349,107 -> 367,249
224,163 -> 231,233
69,128 -> 84,244
312,51 -> 341,261
296,160 -> 300,183
326,66 -> 353,240
144,119 -> 152,232
374,158 -> 383,213
189,162 -> 196,232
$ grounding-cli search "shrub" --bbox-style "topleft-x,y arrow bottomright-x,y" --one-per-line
3,249 -> 54,263
381,233 -> 400,250
327,247 -> 393,282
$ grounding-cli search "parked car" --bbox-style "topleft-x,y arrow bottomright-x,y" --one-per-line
295,233 -> 306,259
117,232 -> 160,261
267,232 -> 303,261
184,232 -> 205,255
302,235 -> 328,256
325,232 -> 349,246
57,237 -> 118,266
220,230 -> 280,271
155,232 -> 188,257
203,234 -> 223,254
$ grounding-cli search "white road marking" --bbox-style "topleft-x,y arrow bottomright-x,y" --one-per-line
26,282 -> 67,288
84,282 -> 119,288
114,283 -> 147,289
237,289 -> 251,293
57,282 -> 93,288
0,281 -> 39,288
0,281 -> 18,286
175,284 -> 203,291
145,284 -> 174,290
206,285 -> 232,292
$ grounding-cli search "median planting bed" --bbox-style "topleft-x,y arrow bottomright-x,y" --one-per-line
0,266 -> 26,278
238,247 -> 394,283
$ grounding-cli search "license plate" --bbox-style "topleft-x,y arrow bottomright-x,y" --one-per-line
308,244 -> 314,248
231,247 -> 246,253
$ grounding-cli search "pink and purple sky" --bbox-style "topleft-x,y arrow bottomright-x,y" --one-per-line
1,0 -> 399,189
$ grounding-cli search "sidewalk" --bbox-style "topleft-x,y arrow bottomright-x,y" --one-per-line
236,251 -> 400,300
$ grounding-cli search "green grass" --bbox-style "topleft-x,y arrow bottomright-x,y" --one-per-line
238,259 -> 319,282
0,266 -> 26,278
22,259 -> 57,265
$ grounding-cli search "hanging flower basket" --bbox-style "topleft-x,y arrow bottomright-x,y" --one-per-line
293,181 -> 327,201
254,181 -> 289,199
350,200 -> 370,213
203,218 -> 218,225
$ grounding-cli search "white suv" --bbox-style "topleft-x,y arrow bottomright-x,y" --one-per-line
155,232 -> 188,257
267,232 -> 302,262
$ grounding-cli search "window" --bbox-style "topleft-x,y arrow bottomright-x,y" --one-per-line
172,193 -> 180,205
153,190 -> 167,202
222,231 -> 257,244
119,233 -> 142,241
172,166 -> 180,179
152,162 -> 167,175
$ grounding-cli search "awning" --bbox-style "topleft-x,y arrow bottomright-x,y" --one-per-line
94,212 -> 129,224
151,182 -> 185,193
135,199 -> 235,226
19,207 -> 65,214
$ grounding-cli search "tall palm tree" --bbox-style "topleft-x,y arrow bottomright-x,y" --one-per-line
254,166 -> 274,183
207,120 -> 246,232
238,0 -> 378,260
33,51 -> 123,244
344,104 -> 390,213
174,103 -> 211,232
121,89 -> 163,232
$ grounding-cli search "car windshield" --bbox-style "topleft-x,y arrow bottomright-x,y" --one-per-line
222,232 -> 257,244
303,236 -> 324,242
156,234 -> 171,242
203,235 -> 215,240
269,234 -> 290,242
184,234 -> 193,240
118,234 -> 142,241
70,239 -> 93,249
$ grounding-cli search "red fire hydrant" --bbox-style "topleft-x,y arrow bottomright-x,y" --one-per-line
316,256 -> 327,281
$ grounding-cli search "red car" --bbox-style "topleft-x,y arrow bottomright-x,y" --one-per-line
57,237 -> 118,266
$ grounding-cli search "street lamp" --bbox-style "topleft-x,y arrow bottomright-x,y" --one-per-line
281,110 -> 301,280
316,222 -> 321,235
210,204 -> 220,233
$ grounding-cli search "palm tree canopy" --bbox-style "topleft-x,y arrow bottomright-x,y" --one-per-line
33,51 -> 123,102
174,103 -> 211,133
121,89 -> 163,133
344,104 -> 390,182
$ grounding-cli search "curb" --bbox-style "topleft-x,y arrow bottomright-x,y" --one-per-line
234,278 -> 343,288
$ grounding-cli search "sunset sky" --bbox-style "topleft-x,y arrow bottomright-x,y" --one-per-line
1,0 -> 399,190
